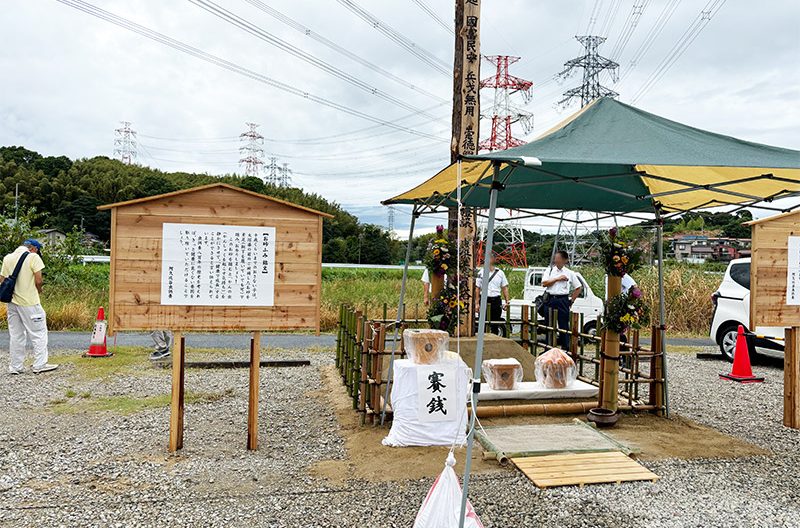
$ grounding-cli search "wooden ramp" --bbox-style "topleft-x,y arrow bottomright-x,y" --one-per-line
511,451 -> 659,489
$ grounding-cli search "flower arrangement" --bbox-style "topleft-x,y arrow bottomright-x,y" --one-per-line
599,227 -> 643,277
427,284 -> 464,334
424,225 -> 452,277
603,287 -> 650,334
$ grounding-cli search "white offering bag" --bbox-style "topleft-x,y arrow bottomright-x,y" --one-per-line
413,453 -> 484,528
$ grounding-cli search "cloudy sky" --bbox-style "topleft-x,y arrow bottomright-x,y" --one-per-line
2,0 -> 798,236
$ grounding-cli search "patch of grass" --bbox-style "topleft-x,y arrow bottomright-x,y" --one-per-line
48,389 -> 233,415
51,346 -> 147,379
65,389 -> 77,398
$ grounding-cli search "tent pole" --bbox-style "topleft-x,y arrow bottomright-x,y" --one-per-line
459,161 -> 501,528
380,206 -> 418,425
655,208 -> 670,417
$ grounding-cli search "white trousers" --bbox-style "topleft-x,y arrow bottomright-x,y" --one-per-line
150,330 -> 173,351
7,303 -> 49,371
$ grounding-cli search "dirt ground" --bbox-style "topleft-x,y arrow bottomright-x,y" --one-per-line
311,365 -> 767,483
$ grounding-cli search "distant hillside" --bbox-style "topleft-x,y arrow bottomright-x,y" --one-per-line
0,146 -> 401,264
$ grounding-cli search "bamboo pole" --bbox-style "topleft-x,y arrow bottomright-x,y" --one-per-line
473,401 -> 599,418
521,305 -> 529,351
247,331 -> 261,450
600,274 -> 621,413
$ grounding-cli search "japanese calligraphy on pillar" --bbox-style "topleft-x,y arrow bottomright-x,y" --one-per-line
416,364 -> 458,423
452,0 -> 481,158
160,223 -> 276,307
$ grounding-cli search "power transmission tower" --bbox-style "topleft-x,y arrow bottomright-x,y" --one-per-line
476,217 -> 528,268
114,121 -> 137,164
479,55 -> 534,152
553,211 -> 602,266
265,157 -> 279,186
558,36 -> 619,108
239,122 -> 265,177
278,162 -> 292,187
386,207 -> 395,232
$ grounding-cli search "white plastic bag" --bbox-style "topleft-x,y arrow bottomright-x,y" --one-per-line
534,348 -> 577,389
413,453 -> 485,528
481,358 -> 523,390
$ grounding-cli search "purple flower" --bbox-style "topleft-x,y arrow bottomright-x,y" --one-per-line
436,225 -> 445,234
631,287 -> 642,299
609,227 -> 618,238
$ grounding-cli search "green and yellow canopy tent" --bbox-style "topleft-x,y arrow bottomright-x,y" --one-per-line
384,97 -> 800,221
379,99 -> 800,511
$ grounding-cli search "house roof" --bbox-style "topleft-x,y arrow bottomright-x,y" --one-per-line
97,183 -> 334,218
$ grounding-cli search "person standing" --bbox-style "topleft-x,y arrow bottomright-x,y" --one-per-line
541,250 -> 583,349
476,255 -> 510,334
421,268 -> 447,307
149,330 -> 173,360
1,239 -> 57,374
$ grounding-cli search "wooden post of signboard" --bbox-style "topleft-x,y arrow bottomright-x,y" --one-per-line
600,275 -> 622,412
785,327 -> 800,429
248,331 -> 262,450
169,332 -> 185,452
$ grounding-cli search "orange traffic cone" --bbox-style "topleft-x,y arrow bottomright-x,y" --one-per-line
85,307 -> 113,358
719,325 -> 763,383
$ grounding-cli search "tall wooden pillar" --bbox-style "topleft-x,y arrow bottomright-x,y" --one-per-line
600,275 -> 621,412
169,332 -> 185,452
450,0 -> 480,337
785,327 -> 800,429
247,331 -> 262,450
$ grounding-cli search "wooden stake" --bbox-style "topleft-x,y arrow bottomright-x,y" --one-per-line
521,305 -> 530,351
785,327 -> 800,429
169,332 -> 185,452
247,330 -> 261,450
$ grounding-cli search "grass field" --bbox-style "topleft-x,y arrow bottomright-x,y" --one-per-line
3,263 -> 720,336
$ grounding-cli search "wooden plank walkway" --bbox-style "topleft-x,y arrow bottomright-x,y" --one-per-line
511,451 -> 659,489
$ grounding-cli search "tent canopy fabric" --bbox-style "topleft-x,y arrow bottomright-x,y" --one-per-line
384,98 -> 800,213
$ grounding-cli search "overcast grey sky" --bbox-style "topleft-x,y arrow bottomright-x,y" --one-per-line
2,1 -> 798,235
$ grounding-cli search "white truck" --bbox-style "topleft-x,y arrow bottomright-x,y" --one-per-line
507,267 -> 604,335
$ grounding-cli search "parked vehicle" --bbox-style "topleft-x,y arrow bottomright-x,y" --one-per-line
507,267 -> 604,336
710,257 -> 784,361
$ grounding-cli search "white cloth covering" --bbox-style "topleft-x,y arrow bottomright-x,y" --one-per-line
383,355 -> 471,447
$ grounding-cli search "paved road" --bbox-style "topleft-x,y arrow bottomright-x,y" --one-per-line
0,331 -> 714,352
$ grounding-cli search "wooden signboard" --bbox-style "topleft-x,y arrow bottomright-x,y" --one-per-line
99,183 -> 331,333
748,211 -> 800,429
748,211 -> 800,326
99,183 -> 332,451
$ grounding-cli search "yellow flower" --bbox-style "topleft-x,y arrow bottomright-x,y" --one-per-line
613,255 -> 620,261
442,264 -> 448,270
433,249 -> 440,256
621,256 -> 629,264
449,301 -> 457,308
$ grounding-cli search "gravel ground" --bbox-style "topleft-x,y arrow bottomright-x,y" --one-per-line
0,346 -> 798,527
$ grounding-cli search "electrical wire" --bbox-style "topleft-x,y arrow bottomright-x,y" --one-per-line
189,0 -> 442,120
410,0 -> 454,35
631,0 -> 727,103
336,0 -> 451,76
52,0 -> 447,142
616,0 -> 683,83
243,0 -> 447,103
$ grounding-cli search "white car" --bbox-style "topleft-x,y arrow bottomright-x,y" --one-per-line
508,267 -> 604,335
710,257 -> 784,361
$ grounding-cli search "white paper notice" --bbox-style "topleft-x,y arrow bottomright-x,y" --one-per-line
160,223 -> 276,306
787,236 -> 800,305
416,364 -> 458,423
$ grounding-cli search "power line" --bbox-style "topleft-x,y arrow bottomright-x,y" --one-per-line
52,0 -> 446,142
631,0 -> 727,103
617,0 -> 683,84
243,0 -> 447,103
335,0 -> 451,76
410,0 -> 454,35
607,1 -> 650,63
189,0 -> 440,120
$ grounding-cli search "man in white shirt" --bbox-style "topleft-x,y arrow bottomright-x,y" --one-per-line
604,273 -> 637,299
476,255 -> 510,334
541,250 -> 583,348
